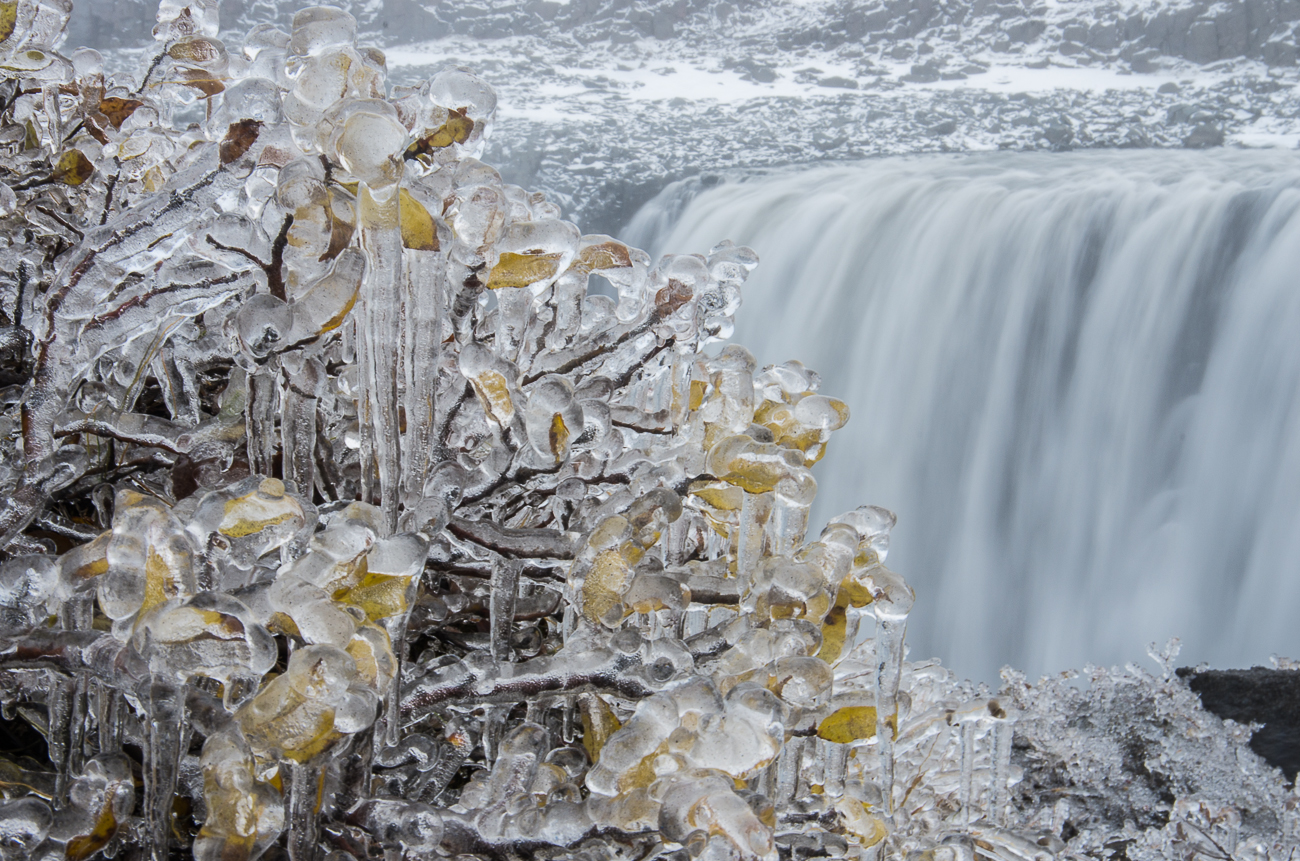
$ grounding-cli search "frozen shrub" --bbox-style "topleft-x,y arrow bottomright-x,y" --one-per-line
0,3 -> 1288,861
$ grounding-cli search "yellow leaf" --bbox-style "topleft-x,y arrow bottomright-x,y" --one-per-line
52,150 -> 94,186
65,805 -> 118,861
1,49 -> 52,72
318,207 -> 355,263
687,481 -> 743,512
485,251 -> 563,290
580,547 -> 636,625
841,576 -> 874,609
0,2 -> 17,44
404,108 -> 474,159
317,284 -> 358,334
219,480 -> 301,538
98,97 -> 144,130
835,797 -> 888,847
142,165 -> 166,193
61,532 -> 110,582
167,37 -> 224,65
334,571 -> 412,622
469,370 -> 515,425
399,187 -> 439,251
177,68 -> 225,97
141,547 -> 176,616
578,693 -> 622,763
267,611 -> 301,639
816,706 -> 878,743
689,379 -> 708,411
719,466 -> 783,495
818,603 -> 850,664
218,118 -> 262,166
549,413 -> 569,458
281,715 -> 342,763
346,626 -> 395,688
816,561 -> 875,666
574,240 -> 632,274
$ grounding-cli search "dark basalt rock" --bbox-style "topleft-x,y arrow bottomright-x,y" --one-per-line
1177,666 -> 1300,783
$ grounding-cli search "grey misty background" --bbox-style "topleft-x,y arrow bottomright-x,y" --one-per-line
65,0 -> 1300,681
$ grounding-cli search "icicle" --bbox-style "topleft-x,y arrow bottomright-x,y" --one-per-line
357,179 -> 404,532
284,761 -> 323,861
775,736 -> 802,806
562,601 -> 577,645
158,346 -> 202,428
662,514 -> 688,568
874,618 -> 905,821
377,630 -> 404,751
769,481 -> 814,557
141,681 -> 186,861
823,737 -> 848,798
561,696 -> 576,745
482,705 -> 507,766
668,352 -> 694,428
96,681 -> 123,755
41,86 -> 61,156
401,249 -> 445,507
281,354 -> 323,497
58,592 -> 95,631
494,286 -> 530,363
46,673 -> 73,802
647,608 -> 663,641
489,558 -> 522,663
959,719 -> 978,826
991,710 -> 1015,826
868,566 -> 912,823
336,100 -> 408,533
337,731 -> 377,817
68,672 -> 89,775
737,490 -> 770,579
246,363 -> 280,478
420,723 -> 473,804
681,604 -> 708,640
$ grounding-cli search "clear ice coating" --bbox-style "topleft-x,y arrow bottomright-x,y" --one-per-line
0,3 -> 1291,861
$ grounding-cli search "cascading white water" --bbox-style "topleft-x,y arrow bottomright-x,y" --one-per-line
625,150 -> 1300,682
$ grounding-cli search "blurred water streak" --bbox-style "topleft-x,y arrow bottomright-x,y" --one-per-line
627,150 -> 1300,681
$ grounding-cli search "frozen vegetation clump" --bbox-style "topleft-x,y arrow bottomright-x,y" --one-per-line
0,2 -> 1291,860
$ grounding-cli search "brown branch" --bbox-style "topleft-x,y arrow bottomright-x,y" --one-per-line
447,517 -> 574,560
267,213 -> 293,301
99,167 -> 119,225
522,314 -> 658,386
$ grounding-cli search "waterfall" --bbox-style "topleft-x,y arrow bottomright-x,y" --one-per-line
625,150 -> 1300,682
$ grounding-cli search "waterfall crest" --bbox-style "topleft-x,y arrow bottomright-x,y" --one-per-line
626,150 -> 1300,681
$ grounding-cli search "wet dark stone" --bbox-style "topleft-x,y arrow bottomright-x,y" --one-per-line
1183,122 -> 1226,147
1178,666 -> 1300,783
902,63 -> 941,82
818,75 -> 860,89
